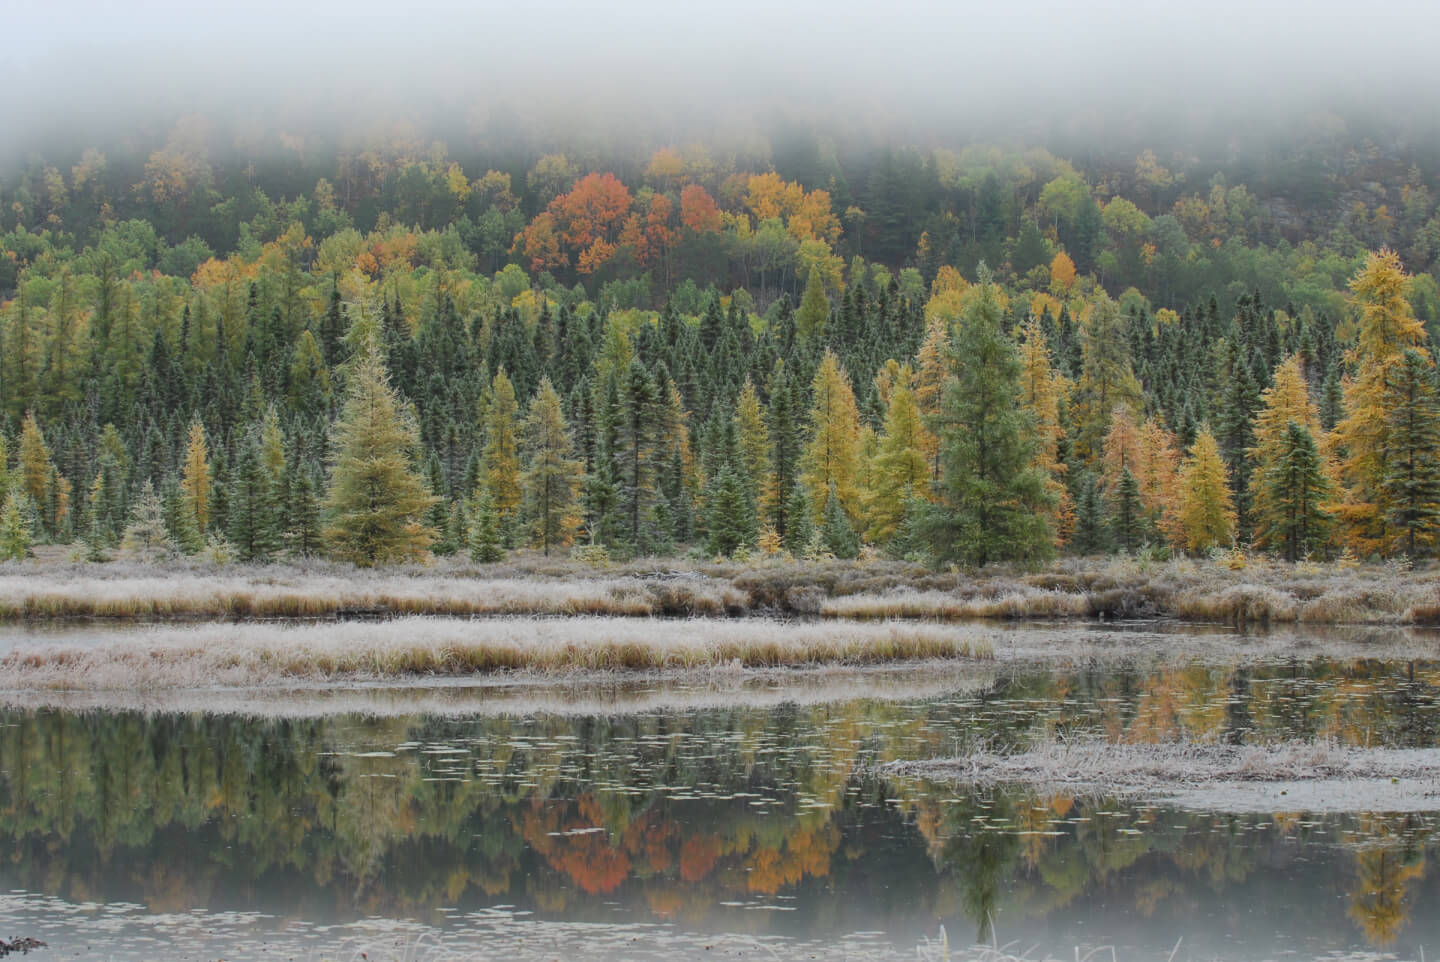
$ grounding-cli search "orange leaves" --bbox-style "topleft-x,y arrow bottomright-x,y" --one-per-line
514,212 -> 566,273
743,172 -> 839,244
549,172 -> 632,263
680,184 -> 722,234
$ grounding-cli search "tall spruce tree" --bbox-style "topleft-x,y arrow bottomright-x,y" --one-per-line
1381,349 -> 1440,557
923,272 -> 1053,565
1255,420 -> 1333,562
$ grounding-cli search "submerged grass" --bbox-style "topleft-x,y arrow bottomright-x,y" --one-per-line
0,616 -> 992,689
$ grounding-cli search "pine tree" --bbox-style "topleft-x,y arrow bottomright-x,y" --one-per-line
285,463 -> 324,557
468,485 -> 506,562
1381,349 -> 1440,557
521,377 -> 584,554
120,480 -> 175,562
1255,420 -> 1333,562
617,359 -> 661,551
1175,427 -> 1236,554
923,272 -> 1054,566
324,343 -> 437,566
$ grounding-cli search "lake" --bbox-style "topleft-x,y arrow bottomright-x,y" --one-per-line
1,626 -> 1438,960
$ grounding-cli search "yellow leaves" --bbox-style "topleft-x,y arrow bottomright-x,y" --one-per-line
1175,428 -> 1236,554
443,162 -> 470,201
743,172 -> 839,244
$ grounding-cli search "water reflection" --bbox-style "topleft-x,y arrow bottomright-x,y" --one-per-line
2,656 -> 1439,959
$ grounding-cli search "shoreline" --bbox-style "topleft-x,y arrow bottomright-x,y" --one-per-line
0,555 -> 1436,627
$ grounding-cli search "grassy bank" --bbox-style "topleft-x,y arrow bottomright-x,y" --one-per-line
0,617 -> 991,689
2,554 -> 1440,627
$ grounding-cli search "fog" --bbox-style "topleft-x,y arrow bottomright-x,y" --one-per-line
5,0 -> 1440,162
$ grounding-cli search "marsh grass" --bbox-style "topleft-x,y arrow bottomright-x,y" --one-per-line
0,616 -> 992,689
1,554 -> 1439,627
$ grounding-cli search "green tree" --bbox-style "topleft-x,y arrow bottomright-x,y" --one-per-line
120,480 -> 175,562
227,429 -> 280,562
324,344 -> 437,566
795,264 -> 830,343
1381,349 -> 1440,557
468,485 -> 506,562
521,377 -> 584,554
923,272 -> 1054,565
704,464 -> 756,557
1255,420 -> 1333,562
820,482 -> 861,559
1108,466 -> 1145,553
0,488 -> 33,561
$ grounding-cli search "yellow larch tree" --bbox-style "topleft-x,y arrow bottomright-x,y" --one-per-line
802,349 -> 862,521
1248,354 -> 1332,551
733,378 -> 773,509
180,417 -> 213,533
18,413 -> 53,519
912,315 -> 950,480
1330,249 -> 1429,554
863,369 -> 931,544
1174,427 -> 1236,554
1018,317 -> 1075,546
481,368 -> 522,527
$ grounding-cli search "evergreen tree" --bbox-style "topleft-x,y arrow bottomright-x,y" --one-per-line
324,343 -> 437,566
1381,349 -> 1440,557
795,264 -> 830,344
820,482 -> 861,559
162,478 -> 204,554
227,429 -> 280,562
120,480 -> 175,562
0,489 -> 32,562
467,485 -> 506,563
1255,420 -> 1333,562
617,359 -> 661,551
923,272 -> 1053,565
705,463 -> 756,557
1071,472 -> 1109,555
1108,466 -> 1145,553
782,483 -> 815,556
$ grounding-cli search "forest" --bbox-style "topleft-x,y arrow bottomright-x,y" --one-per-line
2,109 -> 1440,567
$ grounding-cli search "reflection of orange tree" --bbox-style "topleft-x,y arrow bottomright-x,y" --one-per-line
522,794 -> 634,895
743,822 -> 840,894
1346,815 -> 1428,947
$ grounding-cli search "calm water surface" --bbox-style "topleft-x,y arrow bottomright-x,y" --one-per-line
2,641 -> 1440,960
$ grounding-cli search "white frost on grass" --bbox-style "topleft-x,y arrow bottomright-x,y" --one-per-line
0,616 -> 993,690
896,740 -> 1440,813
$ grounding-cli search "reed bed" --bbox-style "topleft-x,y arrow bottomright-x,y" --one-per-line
0,616 -> 992,689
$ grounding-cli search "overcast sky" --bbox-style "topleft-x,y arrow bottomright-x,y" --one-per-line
5,0 -> 1438,152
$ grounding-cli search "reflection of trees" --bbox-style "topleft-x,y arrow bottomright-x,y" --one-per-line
1346,815 -> 1429,947
0,661 -> 1437,944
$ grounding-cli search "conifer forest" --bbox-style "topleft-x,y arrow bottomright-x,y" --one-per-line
2,106 -> 1440,569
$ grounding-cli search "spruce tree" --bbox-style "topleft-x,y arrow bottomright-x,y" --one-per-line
0,489 -> 33,561
820,482 -> 861,559
1108,466 -> 1145,553
227,430 -> 280,563
324,343 -> 437,566
468,486 -> 506,563
521,377 -> 584,554
121,480 -> 175,562
1381,349 -> 1440,557
705,464 -> 756,557
923,272 -> 1053,566
782,483 -> 815,556
1256,420 -> 1333,562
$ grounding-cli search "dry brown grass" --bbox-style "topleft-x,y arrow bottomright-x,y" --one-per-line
0,617 -> 993,689
0,554 -> 1438,627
